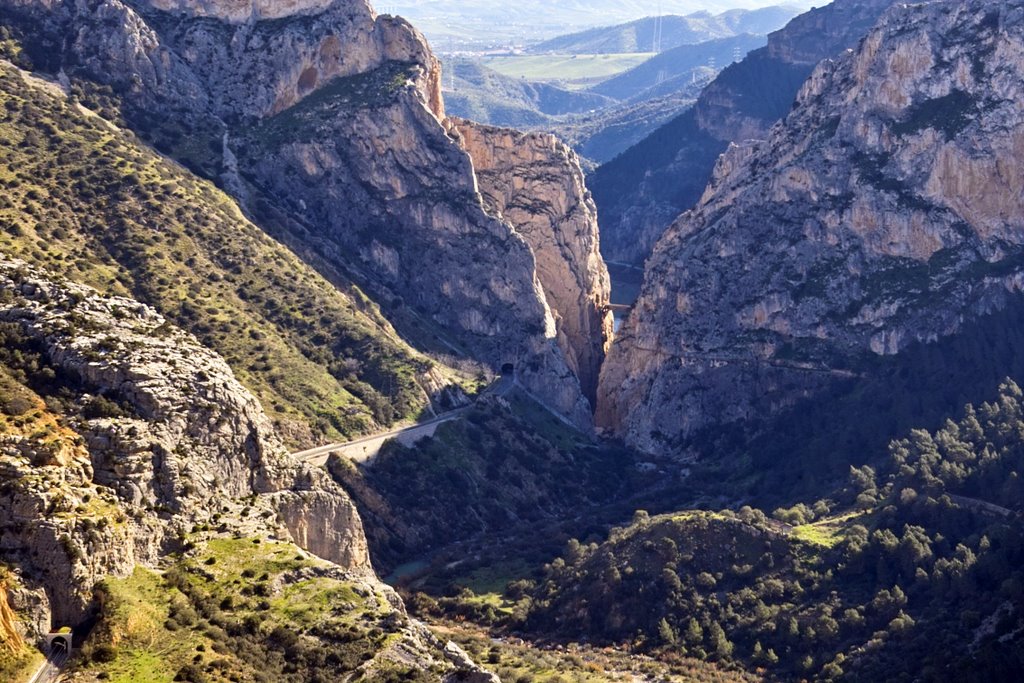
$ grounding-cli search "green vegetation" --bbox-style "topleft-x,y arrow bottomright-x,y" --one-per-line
82,538 -> 437,683
892,90 -> 976,140
249,62 -> 419,146
440,623 -> 759,683
0,323 -> 95,467
790,513 -> 864,550
518,382 -> 1024,682
481,53 -> 655,88
331,393 -> 637,571
681,301 -> 1024,507
0,62 -> 462,447
0,644 -> 38,683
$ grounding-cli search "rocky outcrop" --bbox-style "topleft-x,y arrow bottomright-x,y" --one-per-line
590,0 -> 897,266
146,0 -> 337,23
234,62 -> 592,428
599,0 -> 1024,455
0,258 -> 370,626
1,0 -> 592,427
137,0 -> 444,119
454,119 -> 613,404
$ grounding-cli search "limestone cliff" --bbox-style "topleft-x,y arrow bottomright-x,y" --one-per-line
146,0 -> 337,22
590,0 -> 896,266
134,0 -> 444,119
454,119 -> 613,404
599,0 -> 1024,455
0,257 -> 370,628
0,0 -> 593,427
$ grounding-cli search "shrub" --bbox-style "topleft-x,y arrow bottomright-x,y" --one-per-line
0,395 -> 33,416
92,644 -> 118,663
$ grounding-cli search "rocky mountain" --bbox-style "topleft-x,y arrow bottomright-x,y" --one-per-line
0,0 -> 605,428
0,59 -> 471,451
0,257 -> 368,620
0,0 -> 620,678
590,0 -> 896,265
530,7 -> 799,55
0,258 -> 498,681
549,82 -> 709,166
385,1 -> 814,48
599,0 -> 1024,457
455,120 -> 613,404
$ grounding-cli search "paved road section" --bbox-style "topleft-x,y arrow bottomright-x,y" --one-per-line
29,646 -> 68,683
293,407 -> 470,466
291,374 -> 546,466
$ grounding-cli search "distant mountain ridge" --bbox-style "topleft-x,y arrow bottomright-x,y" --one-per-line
387,1 -> 813,43
589,33 -> 766,101
530,6 -> 800,54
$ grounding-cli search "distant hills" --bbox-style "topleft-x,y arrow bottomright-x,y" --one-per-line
443,60 -> 615,128
443,59 -> 705,164
438,5 -> 798,162
530,6 -> 800,54
590,32 -> 766,101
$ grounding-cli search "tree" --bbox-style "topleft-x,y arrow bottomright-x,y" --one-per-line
684,618 -> 703,646
657,618 -> 677,646
708,622 -> 733,659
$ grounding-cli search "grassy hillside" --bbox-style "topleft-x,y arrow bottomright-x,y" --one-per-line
79,538 -> 437,683
0,61 -> 469,449
440,622 -> 760,683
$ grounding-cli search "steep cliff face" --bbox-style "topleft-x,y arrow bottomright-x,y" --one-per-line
135,0 -> 444,119
590,0 -> 896,266
0,0 -> 593,427
234,62 -> 592,427
147,0 -> 336,22
0,258 -> 370,626
454,119 -> 613,404
599,1 -> 1024,455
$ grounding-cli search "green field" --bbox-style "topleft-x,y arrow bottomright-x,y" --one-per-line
481,53 -> 654,86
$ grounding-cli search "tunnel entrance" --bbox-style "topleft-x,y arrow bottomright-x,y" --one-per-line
501,363 -> 515,375
44,632 -> 72,654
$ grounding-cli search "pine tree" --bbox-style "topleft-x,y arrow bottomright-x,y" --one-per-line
657,618 -> 677,646
708,622 -> 733,659
685,617 -> 703,646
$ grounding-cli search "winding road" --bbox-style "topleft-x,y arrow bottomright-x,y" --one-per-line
28,644 -> 68,683
293,375 -> 516,466
292,407 -> 471,466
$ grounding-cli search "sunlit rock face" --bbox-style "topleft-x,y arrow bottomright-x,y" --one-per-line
592,0 -> 898,267
599,1 -> 1024,455
455,119 -> 614,407
2,0 -> 595,427
0,259 -> 371,626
